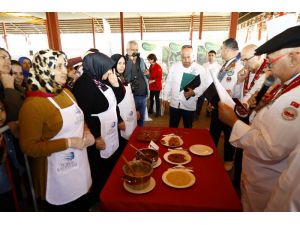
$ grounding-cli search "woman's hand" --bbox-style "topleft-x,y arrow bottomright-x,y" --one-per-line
136,111 -> 141,120
1,73 -> 15,89
83,131 -> 95,148
8,121 -> 19,138
118,121 -> 126,131
103,69 -> 119,87
95,136 -> 106,150
68,137 -> 85,150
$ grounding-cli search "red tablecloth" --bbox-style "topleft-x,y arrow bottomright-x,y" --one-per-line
100,127 -> 242,211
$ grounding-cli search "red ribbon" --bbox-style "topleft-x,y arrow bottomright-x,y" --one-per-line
243,59 -> 268,96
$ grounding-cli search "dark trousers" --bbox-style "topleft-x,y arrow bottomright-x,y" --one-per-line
87,145 -> 123,204
195,95 -> 205,117
209,108 -> 235,161
149,90 -> 161,115
44,194 -> 90,212
169,106 -> 194,128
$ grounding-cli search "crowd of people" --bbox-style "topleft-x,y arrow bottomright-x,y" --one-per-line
0,24 -> 300,212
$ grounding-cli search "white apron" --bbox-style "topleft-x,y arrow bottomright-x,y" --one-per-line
92,85 -> 119,159
46,91 -> 92,205
118,84 -> 137,140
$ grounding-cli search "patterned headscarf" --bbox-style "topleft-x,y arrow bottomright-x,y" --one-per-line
27,49 -> 67,94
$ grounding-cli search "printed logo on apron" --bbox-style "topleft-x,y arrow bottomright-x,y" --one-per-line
55,151 -> 79,174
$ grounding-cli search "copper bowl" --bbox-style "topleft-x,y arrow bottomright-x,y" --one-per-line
122,160 -> 153,190
135,148 -> 159,166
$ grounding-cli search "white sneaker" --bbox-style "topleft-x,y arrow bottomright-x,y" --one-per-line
224,161 -> 233,171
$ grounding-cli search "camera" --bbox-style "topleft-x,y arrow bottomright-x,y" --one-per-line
132,52 -> 140,57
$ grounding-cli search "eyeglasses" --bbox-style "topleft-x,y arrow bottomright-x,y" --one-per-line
266,53 -> 288,68
241,55 -> 255,63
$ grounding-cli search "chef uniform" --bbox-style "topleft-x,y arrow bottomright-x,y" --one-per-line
210,54 -> 243,163
229,25 -> 300,211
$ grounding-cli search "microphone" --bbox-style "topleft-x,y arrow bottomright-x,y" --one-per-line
254,75 -> 275,105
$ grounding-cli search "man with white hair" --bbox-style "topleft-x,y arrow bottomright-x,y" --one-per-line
162,45 -> 211,128
231,44 -> 269,188
124,40 -> 149,126
232,44 -> 268,104
218,25 -> 300,211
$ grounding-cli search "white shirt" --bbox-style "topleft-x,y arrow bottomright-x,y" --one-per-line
232,72 -> 266,103
163,61 -> 212,111
229,74 -> 300,211
203,61 -> 221,79
219,57 -> 244,96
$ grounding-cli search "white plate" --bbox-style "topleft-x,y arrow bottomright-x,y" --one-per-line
162,169 -> 195,188
189,144 -> 214,156
160,135 -> 183,148
153,157 -> 162,168
123,177 -> 156,194
163,150 -> 191,165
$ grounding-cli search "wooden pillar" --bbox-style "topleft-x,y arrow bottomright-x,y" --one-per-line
189,15 -> 194,45
2,22 -> 9,50
120,12 -> 125,55
229,12 -> 239,39
92,18 -> 96,48
140,16 -> 143,40
45,12 -> 62,51
198,12 -> 203,40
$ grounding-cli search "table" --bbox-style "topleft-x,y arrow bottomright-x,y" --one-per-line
100,127 -> 242,211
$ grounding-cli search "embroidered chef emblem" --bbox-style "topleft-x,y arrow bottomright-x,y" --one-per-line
282,107 -> 298,121
226,76 -> 232,82
227,70 -> 234,76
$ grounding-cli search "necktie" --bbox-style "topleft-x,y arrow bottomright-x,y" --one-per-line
217,62 -> 228,82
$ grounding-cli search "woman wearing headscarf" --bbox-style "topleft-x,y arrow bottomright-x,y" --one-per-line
19,49 -> 95,211
18,56 -> 32,79
111,54 -> 137,142
72,51 -> 125,204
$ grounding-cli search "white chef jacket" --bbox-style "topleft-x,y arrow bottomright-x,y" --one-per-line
229,74 -> 300,211
203,61 -> 221,79
265,143 -> 300,211
219,57 -> 244,96
162,61 -> 212,111
232,72 -> 266,103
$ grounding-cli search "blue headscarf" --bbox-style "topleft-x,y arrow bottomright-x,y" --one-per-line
18,56 -> 32,78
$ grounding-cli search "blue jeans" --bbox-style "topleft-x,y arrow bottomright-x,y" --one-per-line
169,107 -> 195,128
134,95 -> 147,126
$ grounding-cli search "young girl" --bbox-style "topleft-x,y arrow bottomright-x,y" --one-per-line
0,99 -> 17,211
